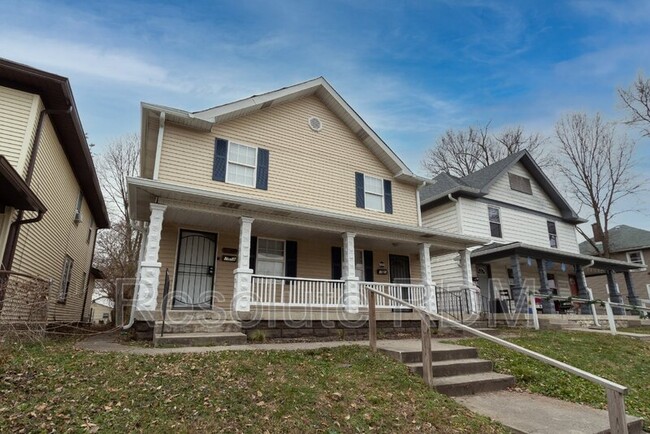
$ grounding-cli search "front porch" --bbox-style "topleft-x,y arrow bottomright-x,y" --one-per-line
128,178 -> 486,328
471,242 -> 645,316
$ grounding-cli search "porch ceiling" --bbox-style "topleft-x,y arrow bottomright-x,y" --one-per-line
471,242 -> 642,272
128,177 -> 488,255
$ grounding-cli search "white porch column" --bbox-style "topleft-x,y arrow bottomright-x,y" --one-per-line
419,243 -> 437,313
233,217 -> 254,312
342,232 -> 359,313
459,249 -> 478,313
136,203 -> 167,312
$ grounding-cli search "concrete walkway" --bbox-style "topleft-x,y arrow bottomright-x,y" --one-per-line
456,390 -> 644,434
566,327 -> 650,340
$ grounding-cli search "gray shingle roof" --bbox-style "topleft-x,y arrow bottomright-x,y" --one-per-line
579,225 -> 650,255
420,150 -> 585,223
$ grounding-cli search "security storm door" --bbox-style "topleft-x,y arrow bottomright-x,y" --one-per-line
389,254 -> 411,301
173,230 -> 217,310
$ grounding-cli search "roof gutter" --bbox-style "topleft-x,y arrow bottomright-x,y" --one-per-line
1,107 -> 72,273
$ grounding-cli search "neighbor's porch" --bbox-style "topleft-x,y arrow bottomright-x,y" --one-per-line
470,242 -> 644,316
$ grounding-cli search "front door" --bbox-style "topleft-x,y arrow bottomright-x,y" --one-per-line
389,254 -> 411,301
172,230 -> 217,310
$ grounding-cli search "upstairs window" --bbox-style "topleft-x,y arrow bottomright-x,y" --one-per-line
74,190 -> 83,224
212,138 -> 269,190
58,255 -> 74,303
488,206 -> 502,238
508,173 -> 533,195
355,172 -> 393,214
547,221 -> 558,248
364,175 -> 384,212
627,251 -> 645,266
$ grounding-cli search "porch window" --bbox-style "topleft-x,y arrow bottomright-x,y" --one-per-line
256,238 -> 285,276
226,142 -> 257,187
488,206 -> 502,238
364,175 -> 384,212
58,255 -> 74,303
547,221 -> 558,248
354,249 -> 364,280
627,251 -> 645,265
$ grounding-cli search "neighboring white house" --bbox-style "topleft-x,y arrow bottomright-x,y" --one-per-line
419,151 -> 642,314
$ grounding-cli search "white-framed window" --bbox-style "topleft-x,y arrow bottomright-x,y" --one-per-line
627,251 -> 645,266
488,206 -> 502,238
74,190 -> 83,223
547,221 -> 558,248
226,142 -> 257,187
58,255 -> 74,303
364,175 -> 384,212
256,238 -> 285,277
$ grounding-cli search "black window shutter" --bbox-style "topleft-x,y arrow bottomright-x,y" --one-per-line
355,172 -> 365,208
383,179 -> 393,214
331,246 -> 342,280
256,148 -> 269,190
285,240 -> 297,277
249,236 -> 257,272
212,138 -> 228,182
363,250 -> 373,282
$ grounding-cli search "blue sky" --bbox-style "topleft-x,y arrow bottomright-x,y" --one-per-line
1,0 -> 649,229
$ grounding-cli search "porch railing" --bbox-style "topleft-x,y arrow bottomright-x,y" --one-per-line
359,282 -> 427,309
250,275 -> 344,307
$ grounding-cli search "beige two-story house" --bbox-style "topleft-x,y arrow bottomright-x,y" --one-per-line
419,151 -> 642,315
128,78 -> 486,342
0,58 -> 110,324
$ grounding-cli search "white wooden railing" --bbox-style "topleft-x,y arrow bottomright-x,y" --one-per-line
359,282 -> 427,309
250,275 -> 344,307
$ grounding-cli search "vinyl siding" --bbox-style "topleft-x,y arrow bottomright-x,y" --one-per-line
0,86 -> 39,175
421,201 -> 458,232
458,197 -> 579,253
484,162 -> 562,216
156,222 -> 422,311
7,114 -> 96,322
156,95 -> 419,225
431,252 -> 463,289
586,249 -> 650,302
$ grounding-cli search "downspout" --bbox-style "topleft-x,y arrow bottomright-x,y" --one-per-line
416,181 -> 426,226
1,107 -> 72,272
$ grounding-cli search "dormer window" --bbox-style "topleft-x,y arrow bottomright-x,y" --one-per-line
508,173 -> 532,195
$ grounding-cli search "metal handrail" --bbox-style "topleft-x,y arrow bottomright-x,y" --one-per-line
366,287 -> 630,433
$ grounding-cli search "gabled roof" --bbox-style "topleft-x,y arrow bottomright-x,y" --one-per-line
140,77 -> 425,185
420,150 -> 585,223
579,225 -> 650,255
0,58 -> 110,228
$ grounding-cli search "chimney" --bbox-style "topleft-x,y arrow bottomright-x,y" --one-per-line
592,223 -> 603,242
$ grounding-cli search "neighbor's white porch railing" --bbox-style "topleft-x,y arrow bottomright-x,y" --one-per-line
250,275 -> 344,307
359,282 -> 427,309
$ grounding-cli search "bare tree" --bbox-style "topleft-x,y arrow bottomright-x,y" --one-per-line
93,134 -> 142,318
422,123 -> 548,177
555,113 -> 643,257
618,72 -> 650,137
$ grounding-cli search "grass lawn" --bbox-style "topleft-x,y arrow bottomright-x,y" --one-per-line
459,330 -> 650,430
0,339 -> 505,433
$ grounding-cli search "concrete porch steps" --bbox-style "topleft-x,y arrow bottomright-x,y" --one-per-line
153,332 -> 248,347
457,390 -> 645,434
378,340 -> 515,396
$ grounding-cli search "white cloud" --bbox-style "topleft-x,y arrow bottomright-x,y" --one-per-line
0,30 -> 188,91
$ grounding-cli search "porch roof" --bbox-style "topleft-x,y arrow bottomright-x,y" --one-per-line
127,177 -> 488,252
471,242 -> 643,272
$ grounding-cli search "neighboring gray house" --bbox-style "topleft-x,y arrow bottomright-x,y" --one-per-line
419,150 -> 642,314
579,225 -> 650,304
